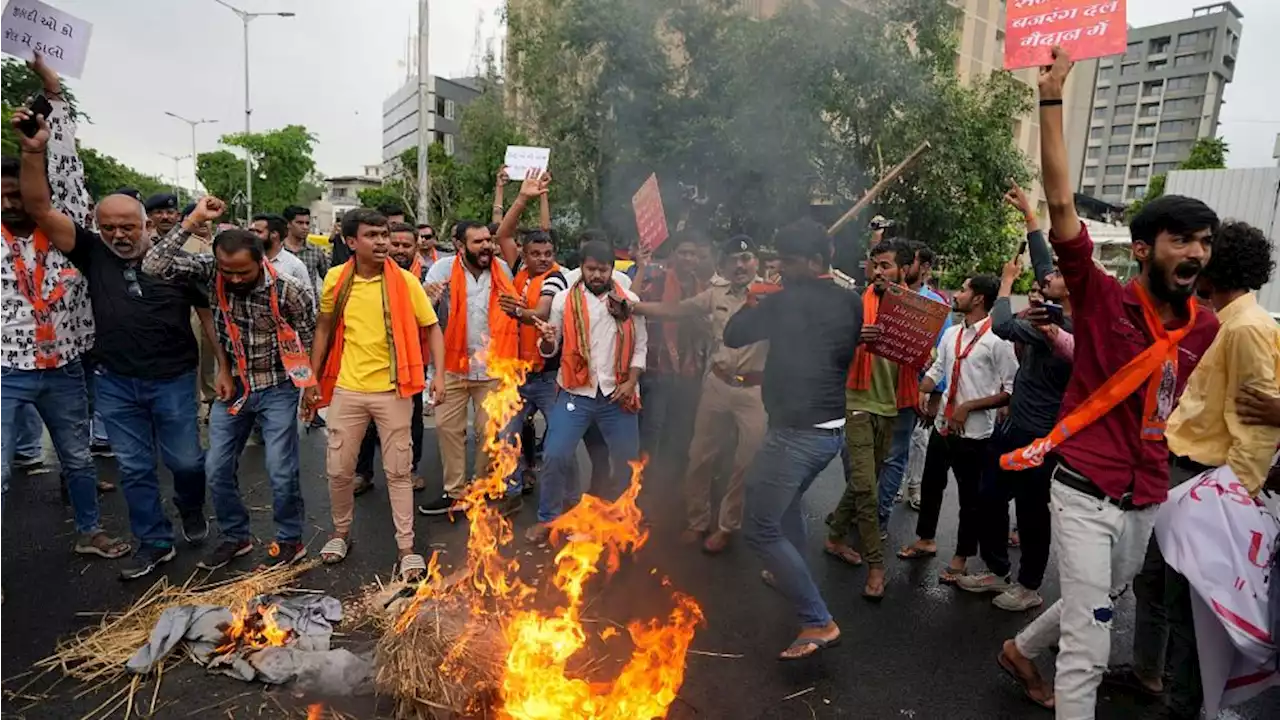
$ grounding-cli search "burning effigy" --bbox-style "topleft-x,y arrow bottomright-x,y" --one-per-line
375,354 -> 704,719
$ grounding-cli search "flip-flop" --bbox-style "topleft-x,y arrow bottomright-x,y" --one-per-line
778,634 -> 842,662
823,544 -> 864,567
997,650 -> 1055,710
320,537 -> 349,565
897,545 -> 937,560
862,581 -> 886,602
939,566 -> 967,585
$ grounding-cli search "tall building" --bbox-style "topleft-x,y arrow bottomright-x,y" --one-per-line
1078,2 -> 1243,205
381,76 -> 482,165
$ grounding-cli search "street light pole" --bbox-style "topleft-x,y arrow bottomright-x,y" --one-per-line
213,0 -> 296,219
416,0 -> 431,225
159,152 -> 190,197
163,112 -> 217,193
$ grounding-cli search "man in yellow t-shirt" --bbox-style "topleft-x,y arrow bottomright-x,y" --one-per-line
304,209 -> 445,581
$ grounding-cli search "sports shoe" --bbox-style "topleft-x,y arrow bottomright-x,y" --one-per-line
956,571 -> 1012,594
264,540 -> 307,567
179,508 -> 209,544
418,495 -> 466,516
992,583 -> 1044,612
353,474 -> 375,496
119,544 -> 176,581
197,539 -> 254,570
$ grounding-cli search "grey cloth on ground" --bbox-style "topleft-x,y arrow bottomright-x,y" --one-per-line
126,594 -> 345,684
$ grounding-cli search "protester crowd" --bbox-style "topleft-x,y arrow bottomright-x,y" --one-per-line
3,48 -> 1279,719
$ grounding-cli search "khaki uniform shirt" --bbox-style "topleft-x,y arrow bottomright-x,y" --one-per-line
679,277 -> 768,377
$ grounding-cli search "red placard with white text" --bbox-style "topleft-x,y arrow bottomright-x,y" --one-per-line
631,173 -> 670,251
1003,0 -> 1127,71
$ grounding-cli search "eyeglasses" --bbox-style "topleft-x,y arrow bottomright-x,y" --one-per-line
420,233 -> 435,241
123,267 -> 143,298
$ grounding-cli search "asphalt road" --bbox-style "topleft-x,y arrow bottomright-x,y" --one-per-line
2,417 -> 1277,720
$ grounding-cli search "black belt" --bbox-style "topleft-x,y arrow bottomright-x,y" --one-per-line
1170,454 -> 1212,475
1051,460 -> 1156,511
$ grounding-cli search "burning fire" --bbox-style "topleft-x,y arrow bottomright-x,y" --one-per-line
215,601 -> 293,655
393,352 -> 703,718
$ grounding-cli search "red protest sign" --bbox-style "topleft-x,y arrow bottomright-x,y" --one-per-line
631,173 -> 670,251
867,285 -> 952,370
1004,0 -> 1127,71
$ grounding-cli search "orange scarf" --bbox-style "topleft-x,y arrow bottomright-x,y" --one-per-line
409,255 -> 423,282
514,262 -> 560,372
1002,280 -> 1198,470
317,259 -> 426,407
2,225 -> 77,369
561,280 -> 640,412
846,286 -> 920,409
443,256 -> 520,375
659,267 -> 704,375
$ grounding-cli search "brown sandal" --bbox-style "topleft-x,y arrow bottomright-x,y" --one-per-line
897,544 -> 937,560
74,531 -> 130,559
997,647 -> 1055,709
823,541 -> 864,567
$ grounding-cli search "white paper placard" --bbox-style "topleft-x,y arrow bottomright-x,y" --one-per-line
503,145 -> 551,179
1,0 -> 93,79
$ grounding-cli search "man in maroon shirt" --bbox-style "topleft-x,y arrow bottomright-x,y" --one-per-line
996,48 -> 1220,715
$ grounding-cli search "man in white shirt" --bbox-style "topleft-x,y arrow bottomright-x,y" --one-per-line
250,214 -> 313,303
527,240 -> 647,541
897,274 -> 1018,584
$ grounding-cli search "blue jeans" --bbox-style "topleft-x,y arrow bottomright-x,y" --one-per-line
13,404 -> 43,459
743,426 -> 844,629
538,389 -> 639,523
94,368 -> 206,548
877,408 -> 917,526
1,361 -> 101,534
206,382 -> 304,543
513,372 -> 579,493
82,359 -> 110,445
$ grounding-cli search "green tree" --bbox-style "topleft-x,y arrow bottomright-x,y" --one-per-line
79,146 -> 178,201
1127,137 -> 1228,219
195,149 -> 246,208
195,125 -> 318,219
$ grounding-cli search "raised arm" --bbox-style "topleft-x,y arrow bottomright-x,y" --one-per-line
142,197 -> 223,283
540,171 -> 553,232
13,109 -> 76,253
490,165 -> 509,225
1038,47 -> 1081,244
495,170 -> 549,270
993,256 -> 1049,347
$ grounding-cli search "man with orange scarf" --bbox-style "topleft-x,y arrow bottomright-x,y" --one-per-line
996,48 -> 1221,716
527,240 -> 647,542
418,221 -> 522,517
824,239 -> 923,600
304,209 -> 443,582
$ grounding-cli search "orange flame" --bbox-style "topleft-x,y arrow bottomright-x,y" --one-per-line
215,601 -> 293,655
393,347 -> 702,719
306,704 -> 324,720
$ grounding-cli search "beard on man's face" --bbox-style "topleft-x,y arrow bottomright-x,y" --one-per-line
585,276 -> 610,295
225,281 -> 256,296
465,247 -> 493,269
393,253 -> 414,270
2,208 -> 31,228
1148,256 -> 1202,304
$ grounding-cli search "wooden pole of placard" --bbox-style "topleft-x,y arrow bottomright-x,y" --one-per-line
826,140 -> 932,237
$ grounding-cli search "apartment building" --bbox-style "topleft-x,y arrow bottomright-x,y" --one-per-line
381,75 -> 482,165
1078,2 -> 1243,205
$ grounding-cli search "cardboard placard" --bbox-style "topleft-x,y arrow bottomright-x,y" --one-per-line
867,285 -> 952,370
1003,0 -> 1127,71
503,145 -> 551,179
631,173 -> 669,251
1,0 -> 92,79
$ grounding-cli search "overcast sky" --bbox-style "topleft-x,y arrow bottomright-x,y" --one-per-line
38,0 -> 1280,187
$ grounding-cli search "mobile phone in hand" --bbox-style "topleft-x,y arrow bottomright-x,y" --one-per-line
18,95 -> 53,138
1040,302 -> 1066,326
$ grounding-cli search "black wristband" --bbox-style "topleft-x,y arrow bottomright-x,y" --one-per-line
1039,98 -> 1063,107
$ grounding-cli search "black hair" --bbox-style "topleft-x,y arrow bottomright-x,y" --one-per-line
577,228 -> 610,249
388,221 -> 416,234
213,229 -> 265,262
907,240 -> 935,267
671,228 -> 710,248
251,213 -> 287,241
416,223 -> 434,232
522,229 -> 554,246
967,274 -> 1000,312
580,240 -> 615,267
1200,221 -> 1275,293
756,247 -> 778,262
869,239 -> 914,268
376,203 -> 405,218
453,220 -> 488,244
1,156 -> 19,178
1130,195 -> 1220,247
341,208 -> 388,238
282,205 -> 310,222
774,218 -> 830,263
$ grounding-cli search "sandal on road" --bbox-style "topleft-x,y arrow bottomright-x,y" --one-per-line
997,649 -> 1055,710
823,542 -> 864,567
74,531 -> 130,559
320,537 -> 350,565
778,633 -> 841,661
399,553 -> 427,583
760,569 -> 778,590
939,566 -> 967,585
897,544 -> 937,560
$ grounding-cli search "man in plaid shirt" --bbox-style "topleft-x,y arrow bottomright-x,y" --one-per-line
143,197 -> 316,572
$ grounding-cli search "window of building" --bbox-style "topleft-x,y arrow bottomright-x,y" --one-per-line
1093,107 -> 1108,119
1164,97 -> 1202,115
1099,65 -> 1116,82
1090,127 -> 1104,141
1125,41 -> 1143,58
1137,125 -> 1157,140
1133,144 -> 1153,159
1108,144 -> 1129,156
1160,119 -> 1197,135
1173,53 -> 1210,68
1167,75 -> 1206,92
1120,63 -> 1141,77
1141,103 -> 1161,117
1113,103 -> 1136,119
1156,140 -> 1192,156
1105,164 -> 1126,176
1085,165 -> 1099,178
1103,184 -> 1123,196
1130,165 -> 1150,180
1129,184 -> 1148,199
331,187 -> 348,199
1117,83 -> 1139,98
1177,31 -> 1199,50
434,96 -> 445,116
1143,80 -> 1164,97
1153,162 -> 1179,174
444,99 -> 455,120
1149,37 -> 1171,54
1112,124 -> 1133,137
1086,146 -> 1101,159
1148,59 -> 1167,71
444,133 -> 455,156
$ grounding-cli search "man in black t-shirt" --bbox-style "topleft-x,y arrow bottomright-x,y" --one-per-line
20,138 -> 212,582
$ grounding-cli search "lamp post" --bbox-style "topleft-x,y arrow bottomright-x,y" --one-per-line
163,112 -> 216,193
158,153 -> 191,197
213,0 -> 296,219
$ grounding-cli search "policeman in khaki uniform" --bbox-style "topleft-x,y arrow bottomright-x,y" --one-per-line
622,235 -> 768,554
